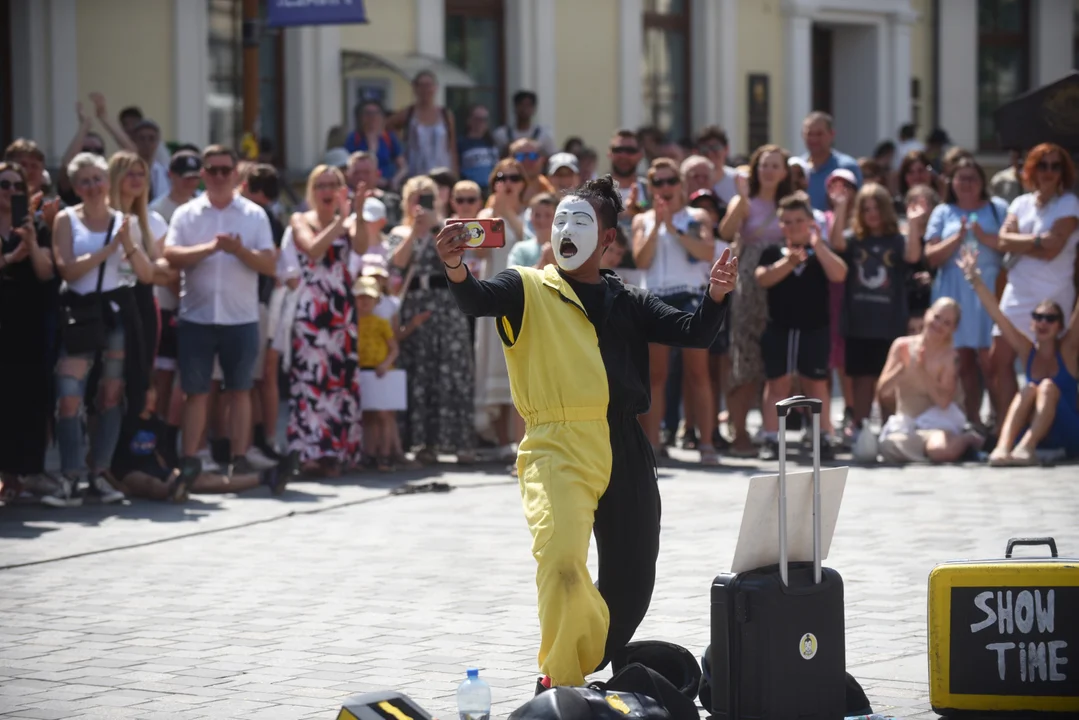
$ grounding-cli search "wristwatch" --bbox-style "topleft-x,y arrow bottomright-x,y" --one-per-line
1033,235 -> 1044,249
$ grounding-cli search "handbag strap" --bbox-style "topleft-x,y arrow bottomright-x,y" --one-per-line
94,213 -> 117,295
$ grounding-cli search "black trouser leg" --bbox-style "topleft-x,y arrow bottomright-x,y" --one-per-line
592,414 -> 661,673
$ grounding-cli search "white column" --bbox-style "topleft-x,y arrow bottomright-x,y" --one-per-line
315,25 -> 343,153
173,0 -> 209,148
284,26 -> 318,170
784,9 -> 813,151
691,0 -> 718,133
890,12 -> 914,133
533,0 -> 556,135
1032,0 -> 1074,85
618,0 -> 644,129
937,0 -> 977,150
9,0 -> 48,152
718,0 -> 740,152
47,0 -> 78,164
415,0 -> 446,106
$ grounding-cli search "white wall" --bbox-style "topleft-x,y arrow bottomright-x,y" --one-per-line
830,24 -> 879,157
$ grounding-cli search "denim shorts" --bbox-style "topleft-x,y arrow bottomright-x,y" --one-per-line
177,320 -> 260,395
56,324 -> 126,399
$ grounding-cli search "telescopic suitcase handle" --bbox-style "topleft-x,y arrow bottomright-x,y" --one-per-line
1006,537 -> 1058,558
777,396 -> 824,588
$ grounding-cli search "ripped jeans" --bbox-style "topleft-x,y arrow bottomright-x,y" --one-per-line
55,324 -> 126,478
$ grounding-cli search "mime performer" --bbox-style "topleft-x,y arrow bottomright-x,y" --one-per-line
437,175 -> 737,688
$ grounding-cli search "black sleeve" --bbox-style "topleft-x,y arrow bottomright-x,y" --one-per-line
446,265 -> 525,335
758,245 -> 781,268
637,289 -> 730,348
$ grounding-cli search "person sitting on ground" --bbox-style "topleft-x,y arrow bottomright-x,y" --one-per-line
355,276 -> 401,472
958,248 -> 1079,465
109,388 -> 293,502
875,297 -> 984,464
754,192 -> 848,460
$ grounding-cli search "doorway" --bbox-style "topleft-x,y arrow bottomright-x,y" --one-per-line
812,25 -> 833,115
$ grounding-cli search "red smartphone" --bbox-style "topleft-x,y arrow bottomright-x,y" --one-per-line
456,218 -> 505,249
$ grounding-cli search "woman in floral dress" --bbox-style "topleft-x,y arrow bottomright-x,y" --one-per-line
388,175 -> 476,464
287,165 -> 369,476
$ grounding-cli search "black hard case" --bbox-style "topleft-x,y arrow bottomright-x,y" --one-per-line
709,397 -> 847,720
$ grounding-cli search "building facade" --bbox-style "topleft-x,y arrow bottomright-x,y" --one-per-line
3,0 -> 1077,173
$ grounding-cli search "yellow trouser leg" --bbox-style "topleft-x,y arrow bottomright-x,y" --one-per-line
518,426 -> 611,687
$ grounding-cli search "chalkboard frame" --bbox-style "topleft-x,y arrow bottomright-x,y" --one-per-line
928,560 -> 1079,714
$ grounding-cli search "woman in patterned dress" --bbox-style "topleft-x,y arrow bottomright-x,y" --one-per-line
287,165 -> 369,476
718,144 -> 792,456
388,175 -> 476,464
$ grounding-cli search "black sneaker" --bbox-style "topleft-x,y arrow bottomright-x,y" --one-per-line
258,467 -> 286,496
166,457 -> 202,503
229,456 -> 257,477
280,450 -> 301,479
681,427 -> 700,450
711,427 -> 732,451
758,438 -> 779,461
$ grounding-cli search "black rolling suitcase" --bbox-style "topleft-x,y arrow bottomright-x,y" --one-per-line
709,397 -> 846,720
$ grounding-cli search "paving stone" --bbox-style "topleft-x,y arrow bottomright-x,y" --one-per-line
2,459 -> 1077,719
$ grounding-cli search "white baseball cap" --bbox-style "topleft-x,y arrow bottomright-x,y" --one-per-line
362,197 -> 387,223
547,152 -> 579,175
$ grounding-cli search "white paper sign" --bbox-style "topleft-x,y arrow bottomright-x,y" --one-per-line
359,369 -> 407,411
729,466 -> 848,574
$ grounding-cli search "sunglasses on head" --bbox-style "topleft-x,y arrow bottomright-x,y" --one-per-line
514,152 -> 540,162
496,173 -> 524,183
1037,161 -> 1063,172
205,165 -> 234,177
454,195 -> 480,204
0,179 -> 27,192
611,146 -> 639,155
1032,311 -> 1062,323
651,176 -> 680,187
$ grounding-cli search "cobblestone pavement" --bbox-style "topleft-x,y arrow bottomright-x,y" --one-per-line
1,451 -> 1076,720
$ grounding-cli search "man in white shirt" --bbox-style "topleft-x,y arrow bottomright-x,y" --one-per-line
163,145 -> 277,482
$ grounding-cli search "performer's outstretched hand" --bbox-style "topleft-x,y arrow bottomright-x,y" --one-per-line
435,221 -> 469,272
709,247 -> 738,303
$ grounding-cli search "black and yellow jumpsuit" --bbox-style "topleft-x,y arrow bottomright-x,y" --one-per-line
448,263 -> 728,687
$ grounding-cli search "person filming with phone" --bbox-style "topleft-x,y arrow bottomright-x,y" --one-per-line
0,161 -> 56,502
436,174 -> 737,689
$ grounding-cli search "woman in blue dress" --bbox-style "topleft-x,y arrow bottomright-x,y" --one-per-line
923,157 -> 1008,425
958,249 -> 1079,466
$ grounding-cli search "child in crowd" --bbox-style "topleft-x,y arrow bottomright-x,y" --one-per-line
754,192 -> 849,460
109,389 -> 292,502
355,276 -> 400,471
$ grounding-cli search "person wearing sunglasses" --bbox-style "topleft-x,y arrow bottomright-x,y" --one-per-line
0,161 -> 55,503
502,137 -> 554,207
959,247 -> 1079,466
992,143 -> 1079,422
631,158 -> 721,465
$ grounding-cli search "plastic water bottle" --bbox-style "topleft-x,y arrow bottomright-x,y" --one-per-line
456,668 -> 491,720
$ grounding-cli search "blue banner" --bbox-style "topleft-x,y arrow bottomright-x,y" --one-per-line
266,0 -> 368,27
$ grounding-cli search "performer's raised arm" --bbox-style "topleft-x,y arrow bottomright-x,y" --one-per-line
437,222 -> 525,327
637,247 -> 737,348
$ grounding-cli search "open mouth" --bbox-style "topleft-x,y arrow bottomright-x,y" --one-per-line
559,239 -> 578,258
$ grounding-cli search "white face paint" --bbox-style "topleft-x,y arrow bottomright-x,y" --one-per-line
552,196 -> 599,272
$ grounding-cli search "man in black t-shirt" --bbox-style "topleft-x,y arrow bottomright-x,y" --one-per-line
754,192 -> 848,460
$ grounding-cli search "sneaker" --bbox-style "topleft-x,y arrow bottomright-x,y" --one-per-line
195,448 -> 221,473
260,466 -> 290,496
86,474 -> 125,504
166,457 -> 202,503
40,476 -> 83,508
244,446 -> 279,471
229,456 -> 257,477
280,450 -> 301,479
758,438 -> 779,461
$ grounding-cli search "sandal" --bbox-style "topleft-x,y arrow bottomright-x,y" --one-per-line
699,446 -> 720,466
377,457 -> 394,472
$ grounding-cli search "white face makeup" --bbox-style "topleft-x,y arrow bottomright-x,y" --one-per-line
552,196 -> 598,272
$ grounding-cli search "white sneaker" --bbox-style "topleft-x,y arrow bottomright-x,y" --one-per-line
244,446 -> 278,470
87,474 -> 125,504
195,449 -> 221,473
41,476 -> 83,508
